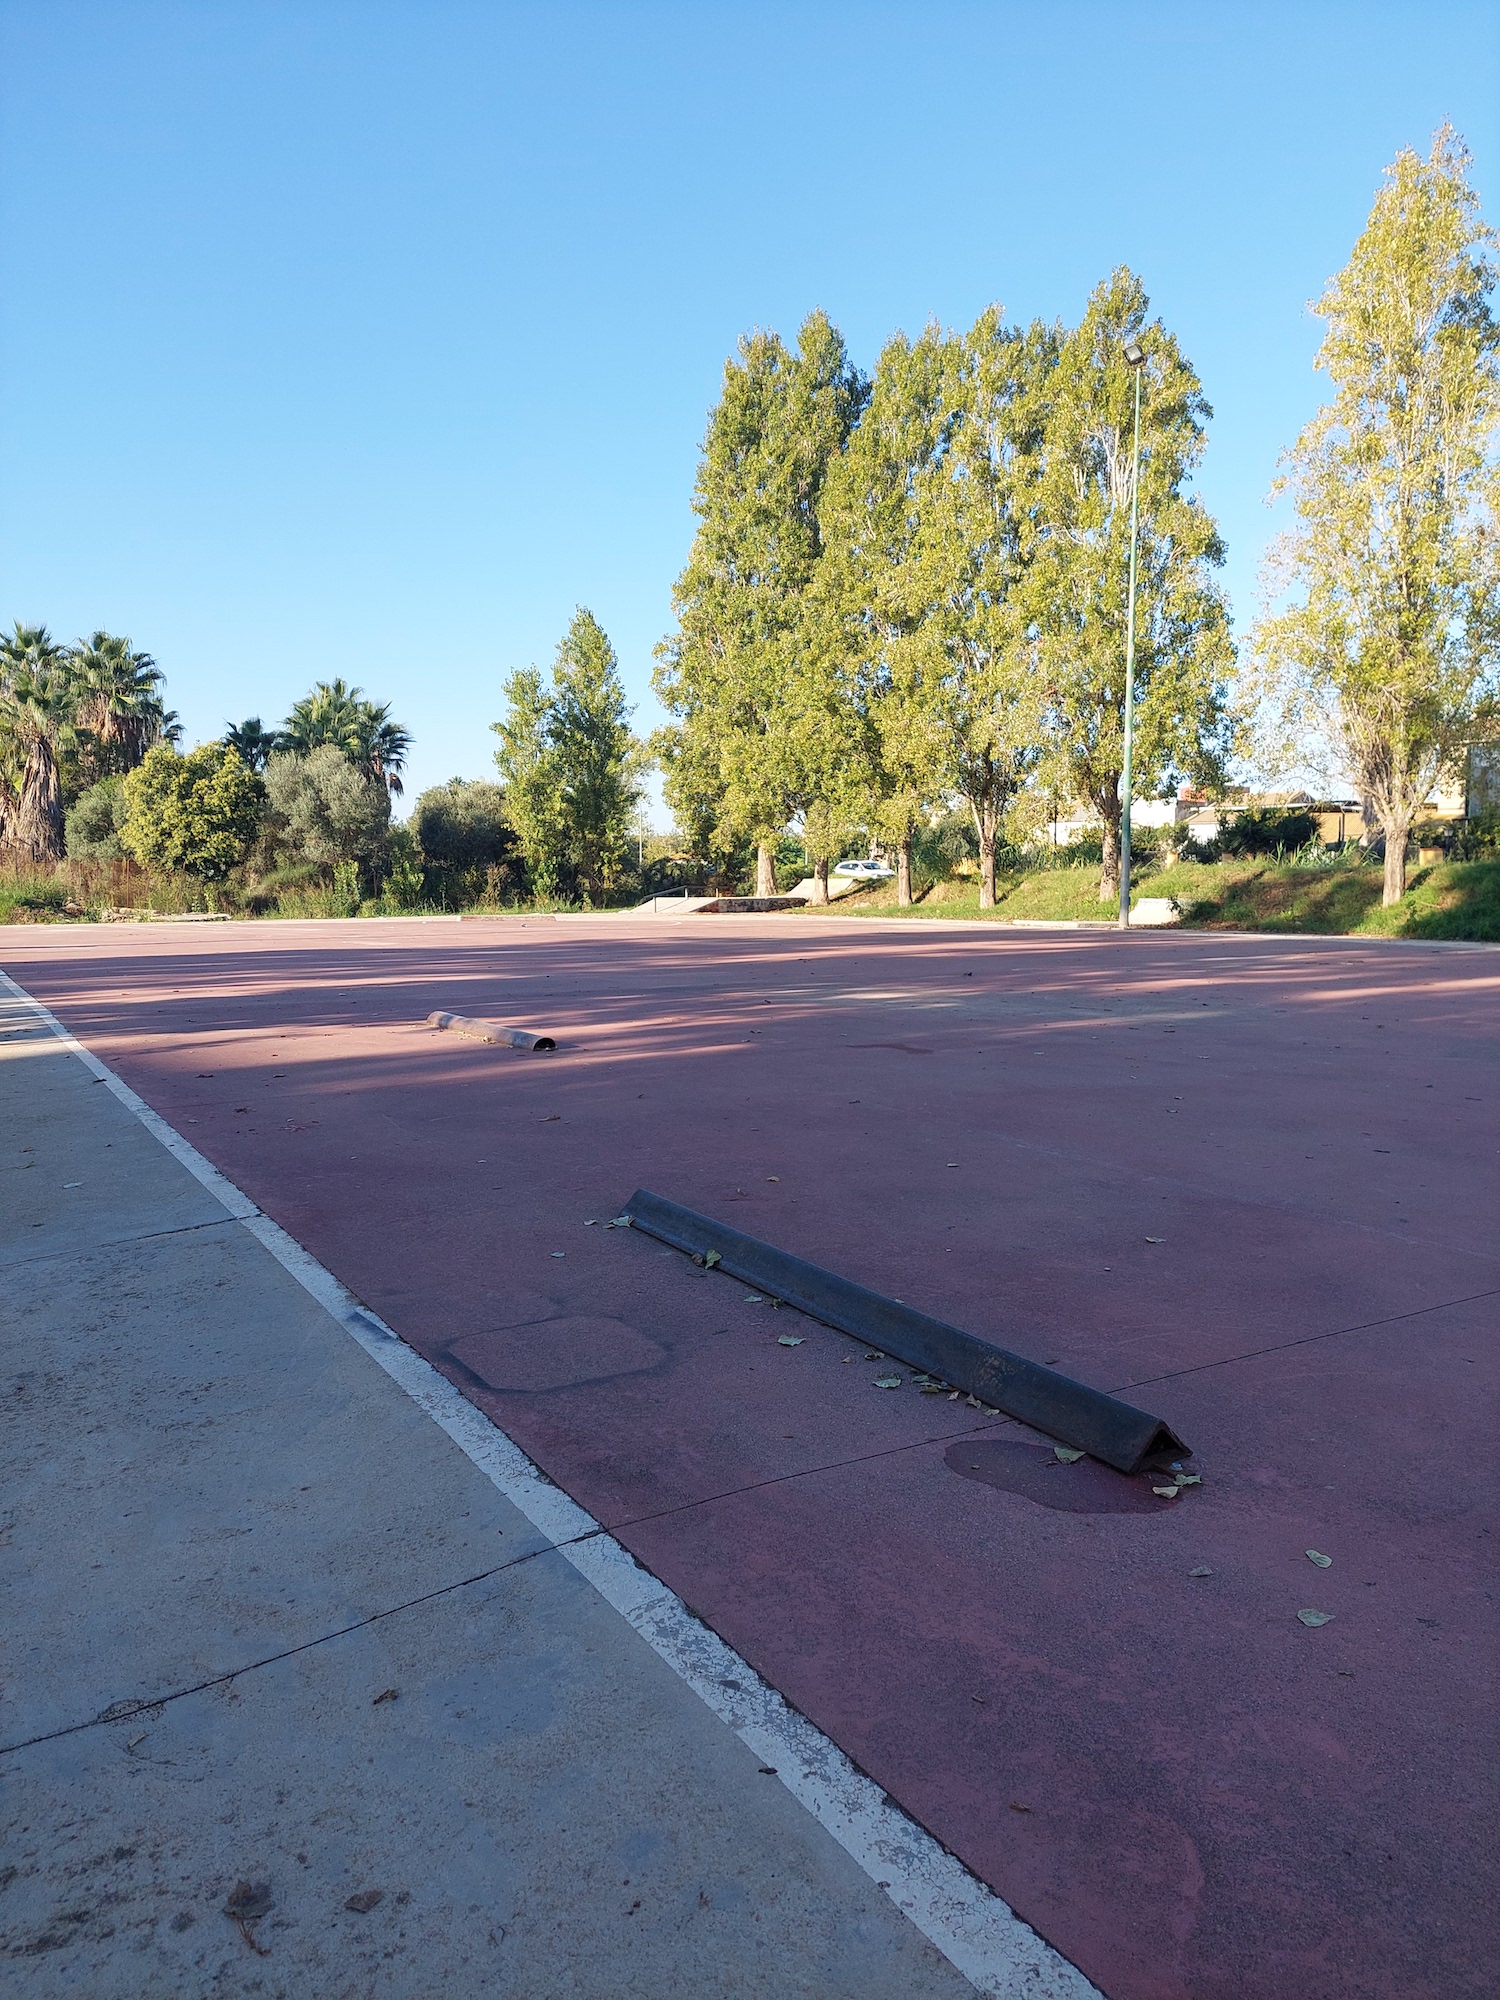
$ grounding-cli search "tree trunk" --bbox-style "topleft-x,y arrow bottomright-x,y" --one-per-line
1381,818 -> 1412,906
978,827 -> 996,908
897,837 -> 913,906
1099,816 -> 1121,903
810,856 -> 829,905
15,741 -> 64,864
755,843 -> 775,897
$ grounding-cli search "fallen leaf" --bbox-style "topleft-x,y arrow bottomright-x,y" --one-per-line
1053,1446 -> 1084,1463
550,1251 -> 566,1258
226,1882 -> 273,1921
777,1335 -> 803,1347
1306,1550 -> 1332,1568
863,1351 -> 884,1360
63,1181 -> 83,1189
1174,1473 -> 1201,1486
875,1375 -> 902,1389
1008,1802 -> 1033,1814
946,1161 -> 958,1169
542,1114 -> 560,1122
1297,1610 -> 1334,1627
1188,1567 -> 1215,1577
920,1384 -> 945,1394
584,1219 -> 598,1226
1145,1236 -> 1165,1243
1152,1485 -> 1180,1498
743,1294 -> 764,1304
703,1250 -> 721,1269
766,1176 -> 780,1182
345,1889 -> 383,1914
371,1688 -> 399,1705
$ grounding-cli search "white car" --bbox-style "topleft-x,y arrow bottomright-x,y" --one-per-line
832,858 -> 895,879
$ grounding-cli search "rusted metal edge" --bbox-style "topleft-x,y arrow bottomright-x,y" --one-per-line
426,1010 -> 556,1052
620,1188 -> 1189,1475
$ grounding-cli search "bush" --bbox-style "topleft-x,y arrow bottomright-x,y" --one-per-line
65,776 -> 130,859
263,747 -> 390,882
1217,806 -> 1319,857
121,743 -> 266,879
411,779 -> 513,872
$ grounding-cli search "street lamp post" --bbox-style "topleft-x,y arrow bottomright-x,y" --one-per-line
1118,338 -> 1147,930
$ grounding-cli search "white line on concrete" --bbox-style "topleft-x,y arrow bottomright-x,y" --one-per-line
0,967 -> 1098,2000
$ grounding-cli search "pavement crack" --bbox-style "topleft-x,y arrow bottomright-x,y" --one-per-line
0,1531 -> 601,1759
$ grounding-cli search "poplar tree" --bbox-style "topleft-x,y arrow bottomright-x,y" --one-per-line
493,608 -> 644,903
1032,270 -> 1233,901
819,325 -> 954,903
654,311 -> 866,895
1251,127 -> 1499,904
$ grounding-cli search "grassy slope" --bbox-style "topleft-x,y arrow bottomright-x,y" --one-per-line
820,857 -> 1500,943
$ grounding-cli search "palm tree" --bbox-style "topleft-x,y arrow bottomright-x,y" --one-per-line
69,631 -> 175,783
0,624 -> 76,862
224,716 -> 277,771
350,702 -> 411,795
279,680 -> 411,794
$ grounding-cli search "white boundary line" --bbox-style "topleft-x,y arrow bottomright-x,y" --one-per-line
1,968 -> 1099,2000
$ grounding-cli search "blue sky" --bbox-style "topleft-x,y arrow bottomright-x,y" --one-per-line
2,1 -> 1495,816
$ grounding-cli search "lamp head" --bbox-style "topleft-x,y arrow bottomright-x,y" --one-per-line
1123,340 -> 1146,368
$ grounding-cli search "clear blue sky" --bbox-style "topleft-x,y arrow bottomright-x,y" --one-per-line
2,1 -> 1495,816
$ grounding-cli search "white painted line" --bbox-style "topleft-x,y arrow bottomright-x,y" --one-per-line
0,968 -> 1099,2000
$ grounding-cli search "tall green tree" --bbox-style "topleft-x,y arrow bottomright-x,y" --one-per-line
279,679 -> 412,794
492,609 -> 645,903
821,310 -> 1055,905
654,311 -> 867,895
0,624 -> 75,862
224,717 -> 277,772
262,745 -> 390,879
819,324 -> 955,902
68,632 -> 176,789
1250,127 -> 1499,904
1032,270 -> 1234,900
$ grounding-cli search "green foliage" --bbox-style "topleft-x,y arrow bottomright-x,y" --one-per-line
67,632 -> 176,794
224,717 -> 277,772
1217,806 -> 1319,856
411,778 -> 513,872
1031,270 -> 1235,900
278,679 -> 411,794
262,745 -> 391,880
655,311 -> 868,890
493,609 -> 645,902
383,824 -> 426,908
1250,126 -> 1500,906
65,775 -> 130,859
121,742 -> 265,879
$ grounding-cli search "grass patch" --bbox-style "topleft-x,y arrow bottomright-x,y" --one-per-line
818,855 -> 1500,942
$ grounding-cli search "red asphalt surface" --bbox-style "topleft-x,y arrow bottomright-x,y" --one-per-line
7,914 -> 1497,1999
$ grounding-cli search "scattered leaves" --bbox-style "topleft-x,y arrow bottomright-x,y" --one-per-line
1306,1550 -> 1332,1568
1053,1447 -> 1084,1463
1297,1610 -> 1334,1628
874,1375 -> 902,1389
777,1335 -> 803,1347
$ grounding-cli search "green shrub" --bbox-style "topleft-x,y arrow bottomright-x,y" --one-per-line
65,776 -> 130,859
122,743 -> 266,878
1217,806 -> 1319,856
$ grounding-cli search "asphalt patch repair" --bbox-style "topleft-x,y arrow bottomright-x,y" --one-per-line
3,914 -> 1495,2000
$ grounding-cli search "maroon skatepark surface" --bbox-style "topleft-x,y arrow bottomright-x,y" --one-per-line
6,914 -> 1497,1999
